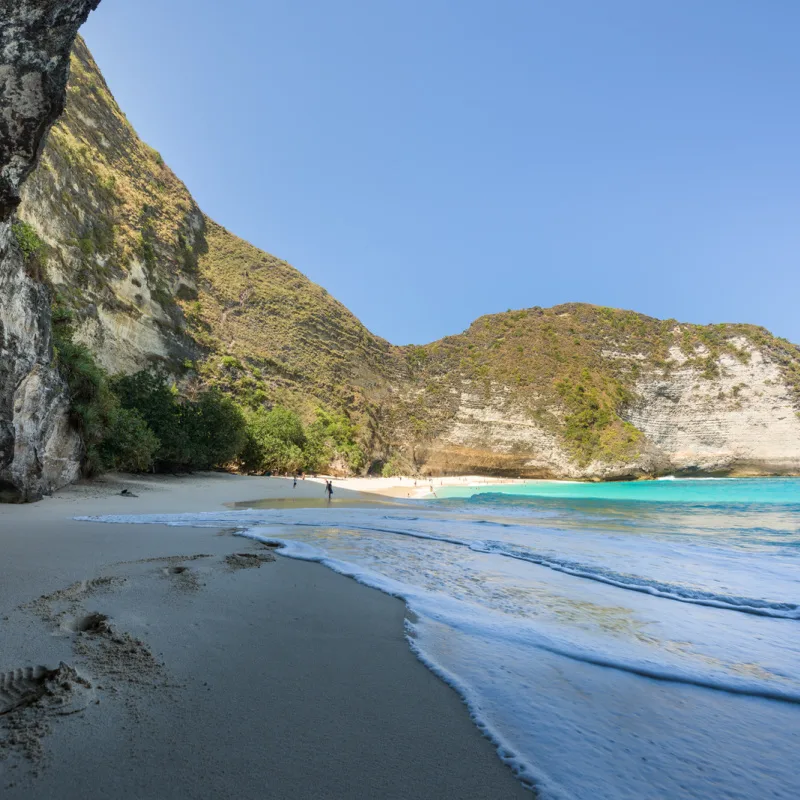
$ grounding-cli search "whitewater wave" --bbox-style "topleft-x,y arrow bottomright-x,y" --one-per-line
240,531 -> 800,704
77,509 -> 800,620
469,539 -> 800,619
77,487 -> 800,800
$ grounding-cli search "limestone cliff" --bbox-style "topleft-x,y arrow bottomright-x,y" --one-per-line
0,1 -> 98,500
13,36 -> 800,483
400,312 -> 800,478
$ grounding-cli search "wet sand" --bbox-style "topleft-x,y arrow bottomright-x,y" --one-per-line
0,473 -> 531,798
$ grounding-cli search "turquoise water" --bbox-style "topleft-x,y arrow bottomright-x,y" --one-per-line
438,476 -> 800,504
85,477 -> 800,799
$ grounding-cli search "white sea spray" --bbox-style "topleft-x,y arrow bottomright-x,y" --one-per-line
78,478 -> 800,799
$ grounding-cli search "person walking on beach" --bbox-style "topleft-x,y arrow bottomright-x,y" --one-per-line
325,480 -> 333,501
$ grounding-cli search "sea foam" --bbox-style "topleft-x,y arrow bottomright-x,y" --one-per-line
78,479 -> 800,799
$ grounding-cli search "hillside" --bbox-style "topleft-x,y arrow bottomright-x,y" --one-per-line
395,304 -> 800,477
19,38 -> 394,433
11,37 -> 800,488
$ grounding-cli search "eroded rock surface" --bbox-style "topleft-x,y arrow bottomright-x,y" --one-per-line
0,0 -> 99,499
8,17 -> 800,487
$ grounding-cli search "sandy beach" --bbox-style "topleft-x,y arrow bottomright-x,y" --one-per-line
326,474 -> 529,499
0,472 -> 531,799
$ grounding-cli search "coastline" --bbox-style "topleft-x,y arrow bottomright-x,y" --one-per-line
318,471 -> 800,502
316,474 -> 530,500
0,473 -> 531,798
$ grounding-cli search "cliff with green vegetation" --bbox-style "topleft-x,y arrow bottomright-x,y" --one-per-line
0,2 -> 99,501
392,305 -> 800,478
10,37 -> 800,491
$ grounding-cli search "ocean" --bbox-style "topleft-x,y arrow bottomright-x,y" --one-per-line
82,477 -> 800,799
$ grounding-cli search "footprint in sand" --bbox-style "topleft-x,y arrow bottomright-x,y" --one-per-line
68,612 -> 111,635
0,664 -> 92,717
224,552 -> 276,570
0,664 -> 94,764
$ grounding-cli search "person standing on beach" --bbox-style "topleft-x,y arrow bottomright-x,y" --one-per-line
325,480 -> 333,501
293,475 -> 297,488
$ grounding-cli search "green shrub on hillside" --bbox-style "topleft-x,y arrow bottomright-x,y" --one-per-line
52,299 -> 159,474
304,408 -> 365,474
12,220 -> 47,280
54,335 -> 118,474
111,372 -> 246,471
240,406 -> 306,474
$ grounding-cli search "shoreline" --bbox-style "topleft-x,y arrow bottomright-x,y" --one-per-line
317,473 -> 531,500
309,471 -> 796,501
8,468 -> 794,510
0,473 -> 532,798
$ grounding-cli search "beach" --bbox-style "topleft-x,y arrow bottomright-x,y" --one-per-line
0,473 -> 531,799
3,472 -> 798,799
325,475 -> 529,499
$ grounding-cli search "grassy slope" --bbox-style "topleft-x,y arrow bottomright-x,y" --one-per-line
21,39 -> 800,474
25,38 -> 199,310
189,218 -> 393,420
403,303 -> 800,465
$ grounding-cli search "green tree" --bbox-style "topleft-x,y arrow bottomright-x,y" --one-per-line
111,371 -> 189,469
112,372 -> 246,470
183,390 -> 246,469
304,408 -> 365,474
99,407 -> 160,472
241,406 -> 306,474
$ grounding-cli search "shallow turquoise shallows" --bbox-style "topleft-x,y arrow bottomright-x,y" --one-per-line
84,472 -> 800,799
436,476 -> 800,505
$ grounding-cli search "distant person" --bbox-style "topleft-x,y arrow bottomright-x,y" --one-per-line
293,475 -> 297,488
325,480 -> 333,501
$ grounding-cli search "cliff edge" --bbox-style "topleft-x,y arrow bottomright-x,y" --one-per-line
0,0 -> 99,500
9,31 -> 800,486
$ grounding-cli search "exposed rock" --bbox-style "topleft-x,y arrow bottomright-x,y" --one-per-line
20,36 -> 201,376
0,0 -> 99,499
626,343 -> 800,476
0,1 -> 101,217
9,29 -> 800,487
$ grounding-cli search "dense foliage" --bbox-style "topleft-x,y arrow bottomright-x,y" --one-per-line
27,38 -> 800,481
51,296 -> 364,476
239,406 -> 366,475
111,372 -> 247,471
51,298 -> 159,474
240,406 -> 306,474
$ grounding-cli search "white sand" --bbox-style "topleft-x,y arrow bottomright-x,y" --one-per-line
0,473 -> 531,798
319,473 -> 528,499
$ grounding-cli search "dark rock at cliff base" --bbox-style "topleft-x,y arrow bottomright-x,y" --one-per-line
0,0 -> 100,500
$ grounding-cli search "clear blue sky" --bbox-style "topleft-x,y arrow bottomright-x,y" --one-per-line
81,1 -> 800,346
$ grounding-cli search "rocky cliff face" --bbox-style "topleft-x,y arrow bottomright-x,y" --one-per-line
19,36 -> 201,375
0,1 -> 99,500
626,341 -> 800,476
10,33 -> 800,485
411,340 -> 800,479
393,310 -> 800,478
